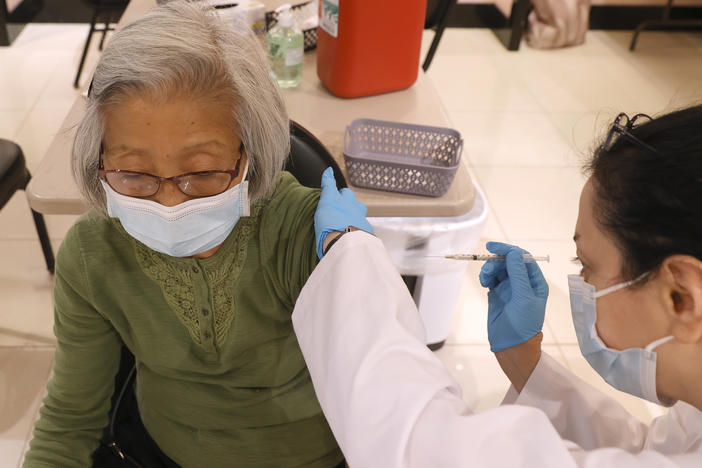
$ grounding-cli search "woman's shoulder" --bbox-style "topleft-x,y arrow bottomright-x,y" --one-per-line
257,171 -> 320,220
270,171 -> 319,204
54,212 -> 129,289
59,211 -> 132,263
63,211 -> 121,243
254,171 -> 319,260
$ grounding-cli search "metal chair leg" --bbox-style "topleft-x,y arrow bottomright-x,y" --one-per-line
630,21 -> 648,51
74,7 -> 100,89
422,29 -> 443,72
422,0 -> 455,72
98,12 -> 110,51
491,0 -> 531,51
630,0 -> 677,51
30,209 -> 55,274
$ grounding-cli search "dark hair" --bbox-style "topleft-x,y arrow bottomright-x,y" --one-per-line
586,105 -> 702,282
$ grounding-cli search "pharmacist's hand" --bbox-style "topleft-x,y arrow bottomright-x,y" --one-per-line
479,241 -> 548,352
314,168 -> 374,259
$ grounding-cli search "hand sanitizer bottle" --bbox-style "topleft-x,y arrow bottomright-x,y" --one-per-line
267,4 -> 304,88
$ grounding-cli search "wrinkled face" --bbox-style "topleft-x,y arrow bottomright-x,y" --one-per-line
574,178 -> 670,350
101,92 -> 246,207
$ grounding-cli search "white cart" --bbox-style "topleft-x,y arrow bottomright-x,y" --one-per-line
369,183 -> 488,349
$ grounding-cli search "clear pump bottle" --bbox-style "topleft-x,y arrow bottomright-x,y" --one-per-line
267,4 -> 304,88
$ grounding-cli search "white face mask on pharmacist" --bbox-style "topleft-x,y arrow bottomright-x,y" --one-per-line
568,273 -> 675,406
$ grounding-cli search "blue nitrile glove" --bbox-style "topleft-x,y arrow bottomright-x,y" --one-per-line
479,241 -> 549,352
314,167 -> 374,259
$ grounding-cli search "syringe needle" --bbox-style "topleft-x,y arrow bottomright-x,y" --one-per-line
435,254 -> 550,263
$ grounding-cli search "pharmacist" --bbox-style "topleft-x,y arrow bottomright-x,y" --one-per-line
297,106 -> 702,467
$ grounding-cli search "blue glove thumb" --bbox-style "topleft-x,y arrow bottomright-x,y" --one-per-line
314,167 -> 374,259
320,167 -> 337,190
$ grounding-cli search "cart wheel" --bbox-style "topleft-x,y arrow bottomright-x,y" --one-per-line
427,340 -> 445,351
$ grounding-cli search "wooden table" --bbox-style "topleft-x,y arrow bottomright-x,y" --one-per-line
26,0 -> 475,218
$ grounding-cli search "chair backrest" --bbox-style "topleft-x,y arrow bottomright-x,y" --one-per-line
85,0 -> 129,7
0,138 -> 29,208
0,138 -> 22,176
285,121 -> 347,190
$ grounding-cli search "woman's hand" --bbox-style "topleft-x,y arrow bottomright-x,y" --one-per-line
479,241 -> 549,352
314,168 -> 374,259
479,241 -> 548,391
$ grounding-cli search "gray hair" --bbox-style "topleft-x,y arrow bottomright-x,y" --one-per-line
73,0 -> 289,216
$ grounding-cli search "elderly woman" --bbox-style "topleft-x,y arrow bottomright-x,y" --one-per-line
23,2 -> 347,467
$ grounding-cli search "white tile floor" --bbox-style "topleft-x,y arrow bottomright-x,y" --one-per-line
1,22 -> 701,467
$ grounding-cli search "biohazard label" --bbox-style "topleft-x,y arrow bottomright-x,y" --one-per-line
320,0 -> 339,38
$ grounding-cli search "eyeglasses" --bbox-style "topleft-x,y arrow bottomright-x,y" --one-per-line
99,151 -> 244,198
603,113 -> 659,154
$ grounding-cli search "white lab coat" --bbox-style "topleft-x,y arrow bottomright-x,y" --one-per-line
292,232 -> 702,468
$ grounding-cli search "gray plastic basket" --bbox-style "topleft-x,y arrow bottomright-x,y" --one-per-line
343,118 -> 463,197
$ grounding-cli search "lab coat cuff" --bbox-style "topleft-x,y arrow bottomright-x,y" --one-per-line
511,352 -> 567,406
502,385 -> 520,405
320,229 -> 380,264
501,352 -> 559,406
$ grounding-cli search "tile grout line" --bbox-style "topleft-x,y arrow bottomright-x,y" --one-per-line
6,25 -> 66,151
13,62 -> 60,142
462,167 -> 510,240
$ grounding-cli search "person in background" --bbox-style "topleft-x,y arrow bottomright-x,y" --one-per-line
297,106 -> 702,467
22,2 -> 370,467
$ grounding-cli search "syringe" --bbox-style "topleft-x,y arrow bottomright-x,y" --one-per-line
425,253 -> 550,263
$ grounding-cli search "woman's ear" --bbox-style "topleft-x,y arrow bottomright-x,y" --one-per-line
660,255 -> 702,344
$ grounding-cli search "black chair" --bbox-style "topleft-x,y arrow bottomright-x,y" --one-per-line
0,139 -> 55,274
286,120 -> 347,189
423,0 -> 457,71
74,0 -> 129,89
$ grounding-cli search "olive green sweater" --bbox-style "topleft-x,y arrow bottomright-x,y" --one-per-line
24,173 -> 343,468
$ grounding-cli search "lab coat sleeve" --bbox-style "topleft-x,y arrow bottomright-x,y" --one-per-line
504,352 -> 702,467
292,232 -> 576,468
504,352 -> 649,451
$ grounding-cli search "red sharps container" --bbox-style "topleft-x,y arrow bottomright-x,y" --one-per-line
316,0 -> 426,98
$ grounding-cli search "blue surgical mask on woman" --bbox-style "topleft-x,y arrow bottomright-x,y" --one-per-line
101,162 -> 250,257
568,274 -> 676,406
